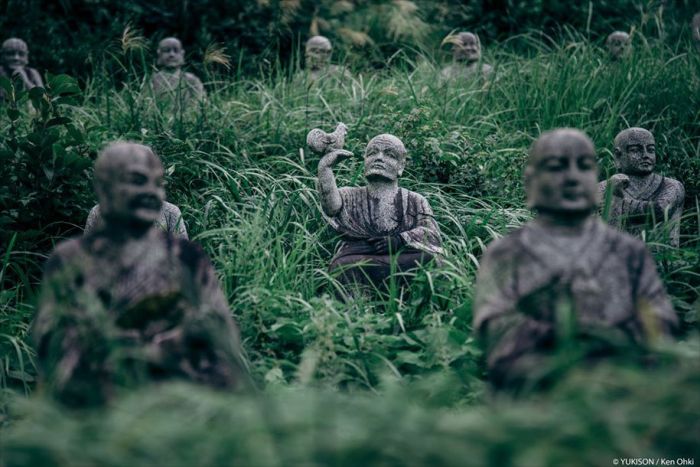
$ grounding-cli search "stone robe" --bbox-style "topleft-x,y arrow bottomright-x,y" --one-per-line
441,62 -> 492,81
33,228 -> 244,406
473,218 -> 677,388
599,173 -> 684,246
150,70 -> 205,103
84,201 -> 188,239
323,186 -> 442,287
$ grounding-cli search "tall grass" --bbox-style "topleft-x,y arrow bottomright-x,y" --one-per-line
0,32 -> 698,463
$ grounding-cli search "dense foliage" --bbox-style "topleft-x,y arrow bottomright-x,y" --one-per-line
0,8 -> 699,465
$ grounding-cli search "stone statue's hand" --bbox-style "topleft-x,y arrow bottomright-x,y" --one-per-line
319,149 -> 354,168
609,174 -> 630,197
368,235 -> 404,253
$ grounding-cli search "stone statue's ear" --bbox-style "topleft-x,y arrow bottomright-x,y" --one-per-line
613,148 -> 622,169
398,157 -> 406,176
524,165 -> 535,209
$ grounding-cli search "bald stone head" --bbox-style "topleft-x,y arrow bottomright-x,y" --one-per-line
2,38 -> 29,69
95,142 -> 165,227
606,31 -> 631,59
613,127 -> 656,176
157,37 -> 185,70
305,35 -> 332,70
364,134 -> 407,182
525,129 -> 599,215
452,32 -> 481,63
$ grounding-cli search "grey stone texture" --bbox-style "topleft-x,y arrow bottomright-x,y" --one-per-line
441,32 -> 492,81
0,38 -> 43,91
599,128 -> 685,247
316,132 -> 442,291
693,13 -> 700,52
303,35 -> 351,82
606,31 -> 631,59
473,129 -> 677,389
33,142 -> 244,406
85,201 -> 188,239
150,37 -> 205,104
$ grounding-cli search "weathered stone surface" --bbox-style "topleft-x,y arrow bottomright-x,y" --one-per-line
441,32 -> 492,81
150,37 -> 205,104
693,13 -> 700,52
599,128 -> 684,247
0,38 -> 43,91
303,35 -> 351,82
33,142 -> 244,406
473,129 -> 676,389
315,130 -> 442,293
606,31 -> 631,59
85,201 -> 188,239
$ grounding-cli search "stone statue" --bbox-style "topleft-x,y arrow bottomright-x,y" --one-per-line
441,32 -> 493,81
150,37 -> 205,104
692,13 -> 700,53
606,31 -> 631,60
32,142 -> 244,406
0,38 -> 43,91
85,201 -> 188,239
473,129 -> 677,390
303,35 -> 351,82
599,128 -> 684,247
314,127 -> 442,292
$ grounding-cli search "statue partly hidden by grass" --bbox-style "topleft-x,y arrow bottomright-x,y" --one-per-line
32,142 -> 246,407
473,129 -> 677,392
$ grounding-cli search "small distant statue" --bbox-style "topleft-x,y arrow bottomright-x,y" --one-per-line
85,200 -> 188,239
441,32 -> 492,81
313,124 -> 442,294
599,128 -> 685,247
303,35 -> 351,82
0,38 -> 43,91
473,128 -> 677,390
606,31 -> 631,60
151,37 -> 205,104
33,142 -> 245,406
692,13 -> 700,53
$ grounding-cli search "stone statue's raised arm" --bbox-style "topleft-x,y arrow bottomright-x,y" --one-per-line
308,123 -> 350,217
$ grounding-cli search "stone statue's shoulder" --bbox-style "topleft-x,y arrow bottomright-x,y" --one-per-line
184,72 -> 203,84
597,218 -> 648,255
481,224 -> 529,262
170,234 -> 210,274
163,201 -> 182,216
661,176 -> 684,190
45,237 -> 87,274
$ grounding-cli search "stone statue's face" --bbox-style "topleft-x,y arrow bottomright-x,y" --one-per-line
305,37 -> 332,70
157,38 -> 185,69
607,32 -> 630,59
614,129 -> 656,176
364,135 -> 406,182
2,39 -> 29,68
454,33 -> 480,63
97,144 -> 165,227
526,130 -> 599,214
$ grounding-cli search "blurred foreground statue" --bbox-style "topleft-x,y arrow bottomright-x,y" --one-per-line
0,38 -> 43,91
85,201 -> 188,239
313,125 -> 442,294
303,35 -> 351,82
473,129 -> 677,390
33,142 -> 245,407
606,31 -> 631,60
599,128 -> 684,247
441,32 -> 492,81
151,37 -> 205,104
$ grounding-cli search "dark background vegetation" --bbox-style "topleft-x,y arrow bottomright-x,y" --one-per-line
2,0 -> 699,77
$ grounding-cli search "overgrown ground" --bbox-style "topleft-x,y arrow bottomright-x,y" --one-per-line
1,33 -> 699,466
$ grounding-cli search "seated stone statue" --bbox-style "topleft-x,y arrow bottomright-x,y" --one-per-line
0,38 -> 43,91
150,37 -> 205,104
599,128 -> 684,247
606,31 -> 631,60
441,32 -> 492,81
33,142 -> 244,406
316,131 -> 442,292
473,129 -> 677,390
303,35 -> 351,82
85,200 -> 188,239
693,13 -> 700,53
